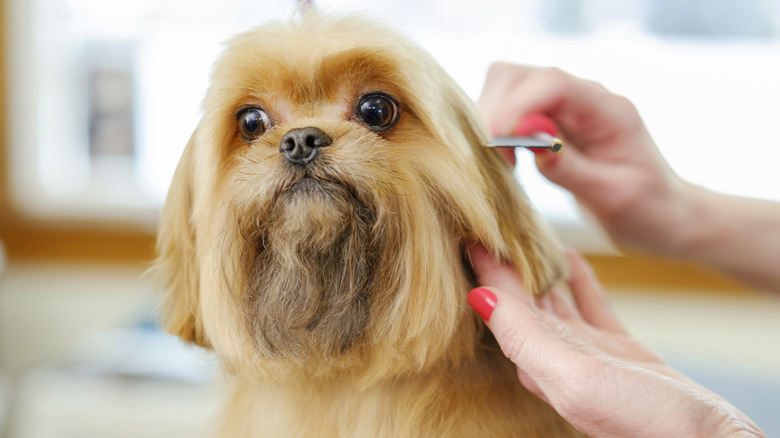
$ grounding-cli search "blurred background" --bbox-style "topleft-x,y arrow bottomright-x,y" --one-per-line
1,0 -> 779,436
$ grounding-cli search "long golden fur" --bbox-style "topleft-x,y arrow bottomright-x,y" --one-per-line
153,13 -> 584,437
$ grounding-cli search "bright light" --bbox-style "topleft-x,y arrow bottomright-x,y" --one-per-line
9,0 -> 780,239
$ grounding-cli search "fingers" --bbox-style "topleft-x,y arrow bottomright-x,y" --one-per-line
565,251 -> 627,333
537,289 -> 579,321
468,285 -> 576,382
478,62 -> 535,133
532,141 -> 610,196
467,243 -> 579,397
467,243 -> 531,306
465,251 -> 739,438
479,63 -> 532,167
479,64 -> 622,197
470,243 -> 625,335
480,65 -> 607,139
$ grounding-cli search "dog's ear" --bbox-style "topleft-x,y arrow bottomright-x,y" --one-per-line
448,88 -> 567,295
152,130 -> 211,348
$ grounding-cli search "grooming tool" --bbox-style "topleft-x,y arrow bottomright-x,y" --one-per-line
486,133 -> 563,152
485,113 -> 563,152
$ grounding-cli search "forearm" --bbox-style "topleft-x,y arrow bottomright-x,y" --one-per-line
477,63 -> 780,292
673,184 -> 780,293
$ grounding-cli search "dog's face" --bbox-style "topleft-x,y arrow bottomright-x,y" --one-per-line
154,14 -> 564,382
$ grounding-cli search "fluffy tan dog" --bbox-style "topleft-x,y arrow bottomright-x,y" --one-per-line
154,13 -> 584,437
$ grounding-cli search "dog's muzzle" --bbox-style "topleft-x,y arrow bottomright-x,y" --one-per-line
280,126 -> 332,166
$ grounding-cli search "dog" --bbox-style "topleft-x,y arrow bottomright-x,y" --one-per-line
153,12 -> 584,437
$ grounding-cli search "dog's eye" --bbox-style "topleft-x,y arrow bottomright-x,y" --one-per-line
357,94 -> 399,131
237,108 -> 271,142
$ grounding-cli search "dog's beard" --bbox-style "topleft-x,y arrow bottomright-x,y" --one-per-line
236,171 -> 381,360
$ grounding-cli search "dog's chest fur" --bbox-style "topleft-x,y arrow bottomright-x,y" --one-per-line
218,342 -> 582,437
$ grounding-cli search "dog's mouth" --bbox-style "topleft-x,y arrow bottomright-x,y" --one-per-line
282,176 -> 329,197
241,167 -> 379,358
291,176 -> 321,189
269,169 -> 372,228
275,167 -> 358,200
289,174 -> 347,195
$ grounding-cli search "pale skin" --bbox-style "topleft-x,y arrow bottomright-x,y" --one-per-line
470,63 -> 775,437
479,63 -> 780,292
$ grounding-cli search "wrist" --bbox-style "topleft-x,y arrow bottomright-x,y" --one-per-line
661,182 -> 724,262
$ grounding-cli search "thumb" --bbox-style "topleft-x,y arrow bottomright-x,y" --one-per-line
533,146 -> 610,202
467,287 -> 575,391
466,243 -> 580,399
467,286 -> 538,364
513,114 -> 610,199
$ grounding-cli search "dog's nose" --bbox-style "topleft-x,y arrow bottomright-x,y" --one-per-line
279,126 -> 332,166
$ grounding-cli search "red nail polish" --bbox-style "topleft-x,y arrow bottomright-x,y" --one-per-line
467,288 -> 497,322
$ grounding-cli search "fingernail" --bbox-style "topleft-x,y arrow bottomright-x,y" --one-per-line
467,287 -> 497,322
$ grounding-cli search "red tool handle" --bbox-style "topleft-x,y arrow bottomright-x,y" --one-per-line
514,114 -> 557,137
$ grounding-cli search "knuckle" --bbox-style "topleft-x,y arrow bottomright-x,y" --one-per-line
585,78 -> 609,92
486,61 -> 516,77
540,66 -> 567,78
605,94 -> 644,134
484,62 -> 508,84
484,62 -> 525,91
496,324 -> 529,364
531,67 -> 573,98
537,67 -> 569,86
611,94 -> 639,116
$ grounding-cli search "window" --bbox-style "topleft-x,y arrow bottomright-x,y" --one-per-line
7,0 -> 780,250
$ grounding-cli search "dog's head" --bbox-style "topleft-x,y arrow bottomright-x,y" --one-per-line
154,14 -> 564,382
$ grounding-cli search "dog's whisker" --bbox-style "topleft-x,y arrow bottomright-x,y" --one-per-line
152,12 -> 574,437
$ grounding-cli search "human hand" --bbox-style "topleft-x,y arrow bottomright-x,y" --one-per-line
466,244 -> 765,438
478,64 -> 699,257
